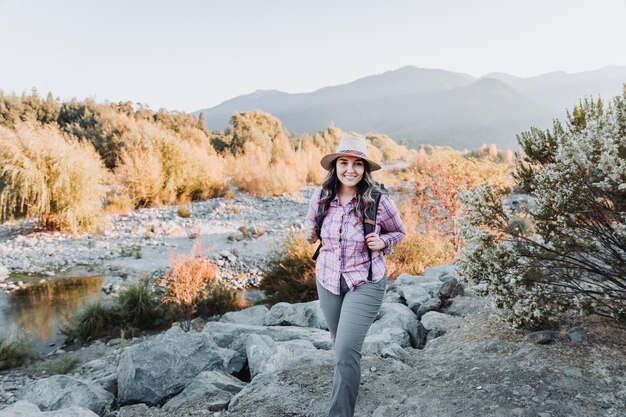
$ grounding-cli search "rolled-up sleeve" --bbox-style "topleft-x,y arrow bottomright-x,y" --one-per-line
377,195 -> 405,254
305,188 -> 323,231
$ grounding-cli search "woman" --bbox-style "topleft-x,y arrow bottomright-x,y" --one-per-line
305,135 -> 406,417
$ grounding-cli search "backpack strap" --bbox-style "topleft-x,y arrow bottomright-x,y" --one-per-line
365,187 -> 384,281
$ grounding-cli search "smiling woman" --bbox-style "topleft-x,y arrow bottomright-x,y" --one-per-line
305,135 -> 405,417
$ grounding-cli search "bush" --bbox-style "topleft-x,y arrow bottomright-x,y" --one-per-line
260,231 -> 318,305
457,90 -> 626,329
0,333 -> 37,370
196,280 -> 244,317
117,282 -> 160,329
0,123 -> 108,232
63,299 -> 123,343
161,242 -> 220,328
44,353 -> 80,375
387,229 -> 456,279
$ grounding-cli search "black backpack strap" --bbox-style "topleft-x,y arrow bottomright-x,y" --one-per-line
311,189 -> 326,261
364,188 -> 383,281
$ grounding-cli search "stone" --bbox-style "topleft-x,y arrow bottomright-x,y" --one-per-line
414,297 -> 442,319
163,370 -> 246,411
568,326 -> 592,343
0,401 -> 41,417
525,330 -> 558,345
264,300 -> 328,329
368,303 -> 421,349
395,284 -> 431,314
245,334 -> 333,378
17,375 -> 113,415
422,264 -> 457,280
420,311 -> 462,338
203,322 -> 333,352
117,330 -> 242,405
439,277 -> 464,299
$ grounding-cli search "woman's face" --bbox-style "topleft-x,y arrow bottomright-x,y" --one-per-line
335,156 -> 365,189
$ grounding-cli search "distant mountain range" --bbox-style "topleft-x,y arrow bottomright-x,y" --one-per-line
195,65 -> 626,150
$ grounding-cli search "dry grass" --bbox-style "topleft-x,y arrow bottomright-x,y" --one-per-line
260,231 -> 318,305
0,123 -> 108,232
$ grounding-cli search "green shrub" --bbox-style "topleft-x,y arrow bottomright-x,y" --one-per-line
0,333 -> 37,370
63,300 -> 123,342
117,282 -> 160,329
44,353 -> 80,375
196,280 -> 243,317
260,232 -> 318,305
457,90 -> 626,329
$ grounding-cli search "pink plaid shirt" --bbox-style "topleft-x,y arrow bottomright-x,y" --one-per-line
306,188 -> 406,295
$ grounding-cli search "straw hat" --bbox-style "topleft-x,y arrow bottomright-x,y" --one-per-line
320,136 -> 382,171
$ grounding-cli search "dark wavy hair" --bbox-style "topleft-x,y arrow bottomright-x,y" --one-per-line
316,157 -> 377,226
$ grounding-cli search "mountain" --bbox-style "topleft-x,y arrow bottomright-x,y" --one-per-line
196,65 -> 626,150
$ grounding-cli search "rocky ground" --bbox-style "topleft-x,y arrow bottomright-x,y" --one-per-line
2,267 -> 624,417
0,187 -> 318,293
1,189 -> 623,417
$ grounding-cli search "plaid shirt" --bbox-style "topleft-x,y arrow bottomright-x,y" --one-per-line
306,188 -> 406,295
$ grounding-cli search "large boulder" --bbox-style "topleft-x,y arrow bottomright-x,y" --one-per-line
0,401 -> 41,417
17,375 -> 113,415
245,334 -> 333,378
420,311 -> 462,338
163,370 -> 246,411
422,264 -> 457,280
368,303 -> 421,349
396,283 -> 431,314
219,305 -> 269,326
264,301 -> 328,330
203,322 -> 333,352
439,277 -> 464,299
117,327 -> 243,405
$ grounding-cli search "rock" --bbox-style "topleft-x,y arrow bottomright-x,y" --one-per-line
17,375 -> 113,415
0,400 -> 41,417
41,408 -> 100,417
414,297 -> 442,319
396,284 -> 431,314
0,265 -> 8,281
525,330 -> 558,345
203,322 -> 333,352
568,326 -> 592,343
264,301 -> 328,329
219,305 -> 269,326
117,330 -> 242,405
439,277 -> 464,299
93,374 -> 117,396
368,303 -> 421,349
245,334 -> 333,378
422,264 -> 457,280
420,311 -> 462,338
380,343 -> 411,363
163,370 -> 246,411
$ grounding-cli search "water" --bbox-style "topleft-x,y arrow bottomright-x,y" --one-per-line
0,276 -> 104,354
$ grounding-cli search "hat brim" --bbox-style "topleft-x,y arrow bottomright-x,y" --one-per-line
320,153 -> 382,171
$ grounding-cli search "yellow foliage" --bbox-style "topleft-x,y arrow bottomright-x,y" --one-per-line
0,123 -> 107,232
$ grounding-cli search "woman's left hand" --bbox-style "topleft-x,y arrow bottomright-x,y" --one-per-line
365,233 -> 386,251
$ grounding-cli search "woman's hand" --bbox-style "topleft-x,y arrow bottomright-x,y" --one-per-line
306,227 -> 318,244
365,233 -> 386,251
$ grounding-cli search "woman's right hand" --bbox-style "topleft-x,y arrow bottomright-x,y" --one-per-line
306,227 -> 318,244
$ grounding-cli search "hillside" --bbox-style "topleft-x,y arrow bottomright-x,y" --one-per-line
196,65 -> 626,150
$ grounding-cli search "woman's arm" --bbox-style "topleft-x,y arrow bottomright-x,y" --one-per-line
305,188 -> 322,244
377,195 -> 406,253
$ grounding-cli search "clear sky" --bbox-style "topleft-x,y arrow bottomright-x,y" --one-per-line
1,0 -> 624,112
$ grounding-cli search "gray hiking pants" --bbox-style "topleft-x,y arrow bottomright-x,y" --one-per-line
316,274 -> 387,417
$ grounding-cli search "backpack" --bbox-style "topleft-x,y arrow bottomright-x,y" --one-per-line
311,184 -> 387,281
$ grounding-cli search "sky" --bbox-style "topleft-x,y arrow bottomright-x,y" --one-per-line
0,0 -> 624,112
